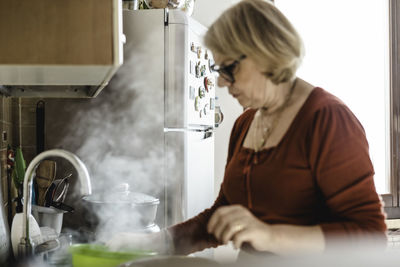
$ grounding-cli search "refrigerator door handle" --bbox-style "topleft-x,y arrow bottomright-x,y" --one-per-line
164,126 -> 213,133
164,127 -> 213,140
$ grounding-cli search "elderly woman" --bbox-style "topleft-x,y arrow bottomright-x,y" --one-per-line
109,0 -> 387,256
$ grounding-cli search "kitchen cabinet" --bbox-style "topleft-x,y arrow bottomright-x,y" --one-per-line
0,0 -> 123,98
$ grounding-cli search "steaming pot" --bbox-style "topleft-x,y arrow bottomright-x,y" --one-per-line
82,188 -> 160,233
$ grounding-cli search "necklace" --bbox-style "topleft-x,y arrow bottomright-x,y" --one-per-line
252,78 -> 297,152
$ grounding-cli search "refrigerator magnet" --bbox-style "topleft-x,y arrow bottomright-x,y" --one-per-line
189,86 -> 195,100
203,104 -> 209,115
195,62 -> 201,78
210,98 -> 215,110
199,86 -> 206,98
197,47 -> 202,59
195,96 -> 200,111
200,65 -> 206,77
204,77 -> 214,92
204,77 -> 209,92
190,60 -> 195,75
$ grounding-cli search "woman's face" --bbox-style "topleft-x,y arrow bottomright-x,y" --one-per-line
213,53 -> 276,109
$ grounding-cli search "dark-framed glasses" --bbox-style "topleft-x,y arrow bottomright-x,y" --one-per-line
210,55 -> 246,83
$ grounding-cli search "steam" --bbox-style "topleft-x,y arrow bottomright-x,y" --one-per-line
45,28 -> 179,241
57,49 -> 167,196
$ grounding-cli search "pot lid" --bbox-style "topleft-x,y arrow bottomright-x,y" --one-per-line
83,183 -> 159,205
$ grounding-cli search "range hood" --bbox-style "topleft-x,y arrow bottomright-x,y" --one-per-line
0,0 -> 123,98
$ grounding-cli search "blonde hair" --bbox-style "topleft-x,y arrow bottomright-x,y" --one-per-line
204,0 -> 304,84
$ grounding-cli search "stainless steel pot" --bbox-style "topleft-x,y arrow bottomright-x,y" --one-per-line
82,191 -> 160,229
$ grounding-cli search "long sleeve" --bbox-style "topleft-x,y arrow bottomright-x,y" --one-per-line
307,103 -> 387,246
168,188 -> 228,255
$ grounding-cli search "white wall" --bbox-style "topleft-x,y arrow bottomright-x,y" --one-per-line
192,0 -> 240,27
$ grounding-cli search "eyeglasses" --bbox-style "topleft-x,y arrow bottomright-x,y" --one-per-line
210,55 -> 246,84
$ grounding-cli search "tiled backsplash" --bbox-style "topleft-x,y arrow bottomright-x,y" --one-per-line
15,98 -> 42,163
0,96 -> 42,225
0,96 -> 14,225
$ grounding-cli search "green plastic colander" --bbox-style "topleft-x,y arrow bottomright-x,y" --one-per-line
69,244 -> 157,267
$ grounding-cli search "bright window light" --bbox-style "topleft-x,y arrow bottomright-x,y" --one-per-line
275,0 -> 389,193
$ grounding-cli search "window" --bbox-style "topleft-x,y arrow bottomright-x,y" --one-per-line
275,1 -> 400,215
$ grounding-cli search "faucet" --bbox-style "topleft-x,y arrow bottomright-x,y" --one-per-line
18,149 -> 92,257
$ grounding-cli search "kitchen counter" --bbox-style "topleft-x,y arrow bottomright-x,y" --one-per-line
12,247 -> 400,267
11,236 -> 400,267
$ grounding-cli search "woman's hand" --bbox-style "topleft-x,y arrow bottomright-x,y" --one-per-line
207,205 -> 273,251
208,205 -> 325,255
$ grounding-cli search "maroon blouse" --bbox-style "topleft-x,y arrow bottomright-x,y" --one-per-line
169,88 -> 387,254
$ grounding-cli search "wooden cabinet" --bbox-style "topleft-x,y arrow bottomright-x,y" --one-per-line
0,0 -> 123,97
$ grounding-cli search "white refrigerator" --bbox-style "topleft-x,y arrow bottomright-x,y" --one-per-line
123,9 -> 216,227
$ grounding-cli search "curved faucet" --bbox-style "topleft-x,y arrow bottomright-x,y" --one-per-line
18,149 -> 92,257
